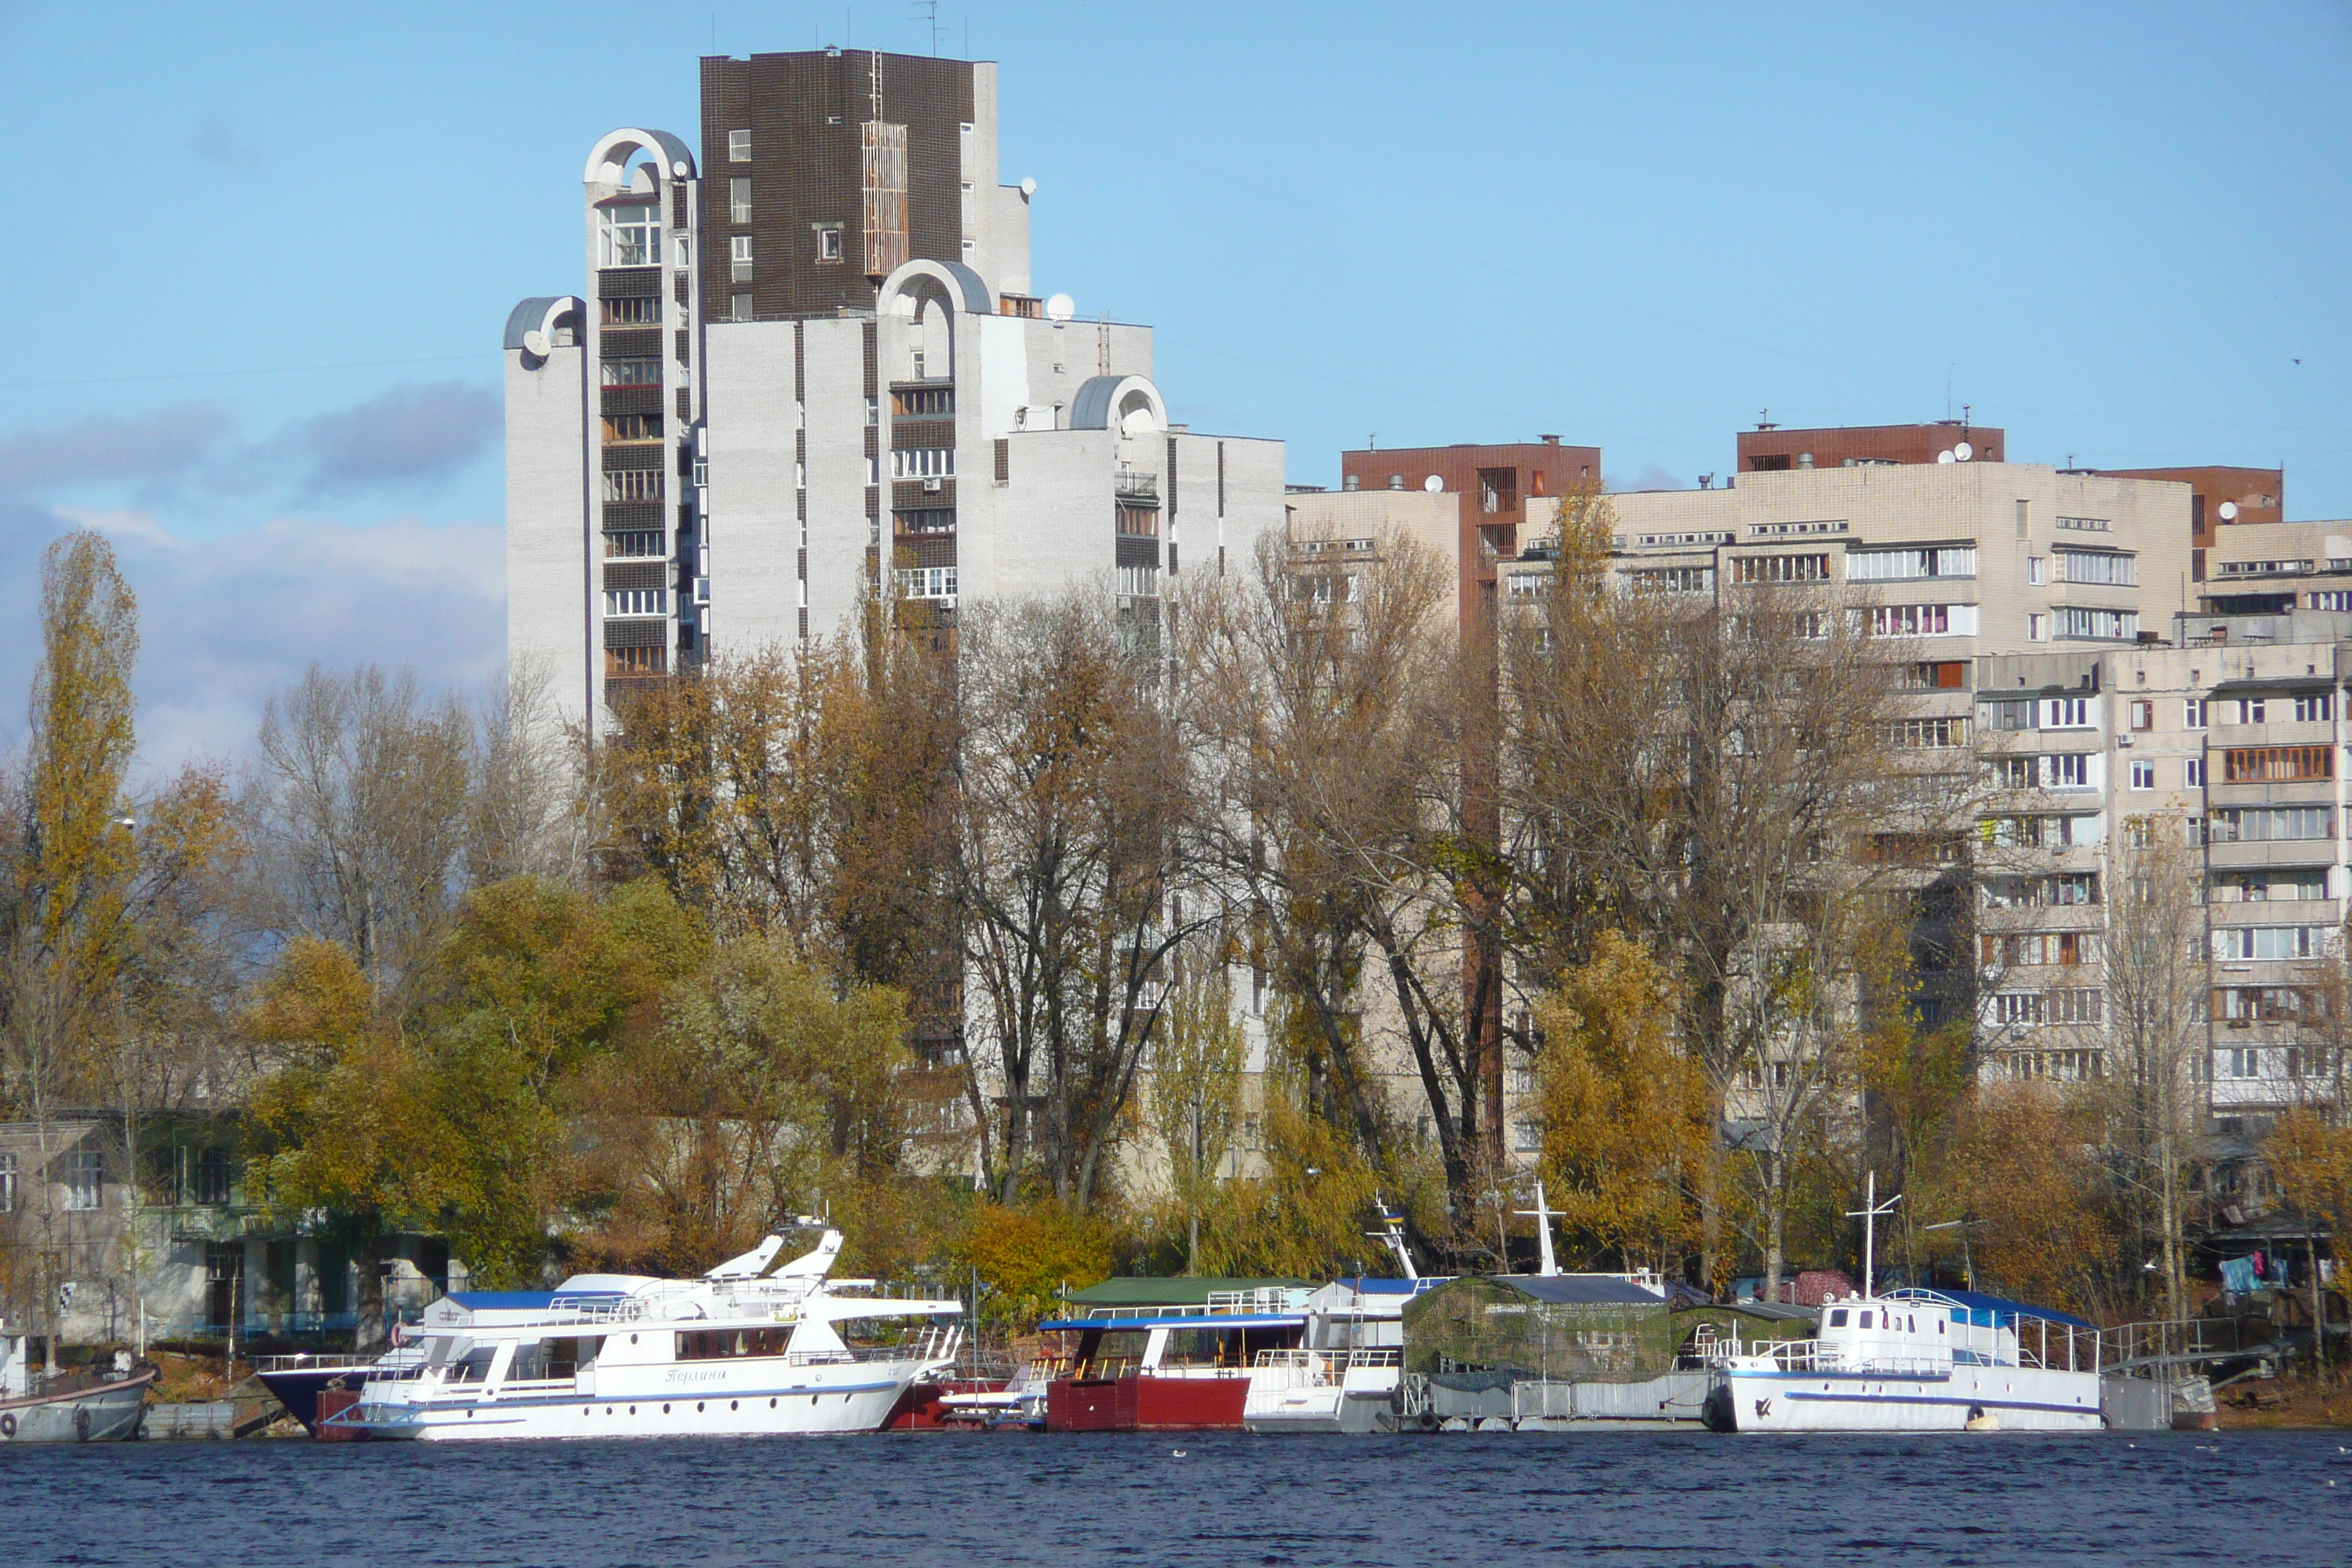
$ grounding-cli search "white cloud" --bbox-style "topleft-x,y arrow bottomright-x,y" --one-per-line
0,501 -> 504,774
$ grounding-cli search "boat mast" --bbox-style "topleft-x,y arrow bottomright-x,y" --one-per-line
1513,1183 -> 1560,1277
1846,1172 -> 1901,1298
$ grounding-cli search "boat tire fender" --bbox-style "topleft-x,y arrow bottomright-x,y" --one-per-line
0,1412 -> 14,1439
75,1404 -> 91,1441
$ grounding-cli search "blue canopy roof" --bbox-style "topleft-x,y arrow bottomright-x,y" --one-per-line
1890,1287 -> 2095,1332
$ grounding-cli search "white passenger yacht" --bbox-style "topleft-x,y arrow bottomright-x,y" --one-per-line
333,1229 -> 962,1441
1703,1177 -> 2103,1433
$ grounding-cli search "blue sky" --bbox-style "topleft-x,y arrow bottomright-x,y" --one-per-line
1,1 -> 2345,766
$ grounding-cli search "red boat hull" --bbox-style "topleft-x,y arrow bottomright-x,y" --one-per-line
885,1378 -> 1008,1431
1045,1374 -> 1247,1432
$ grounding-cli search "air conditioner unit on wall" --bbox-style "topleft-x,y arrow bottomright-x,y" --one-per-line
924,476 -> 943,492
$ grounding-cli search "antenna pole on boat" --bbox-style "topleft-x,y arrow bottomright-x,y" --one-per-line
1513,1183 -> 1560,1277
1846,1172 -> 1901,1298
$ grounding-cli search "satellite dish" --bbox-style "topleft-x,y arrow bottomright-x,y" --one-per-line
1936,450 -> 1956,464
1045,293 -> 1076,322
1422,475 -> 1444,492
1953,441 -> 1973,462
2219,500 -> 2240,521
1019,176 -> 1038,197
671,159 -> 690,178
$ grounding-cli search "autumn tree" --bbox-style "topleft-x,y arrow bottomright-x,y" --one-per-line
1534,930 -> 1708,1273
1145,968 -> 1247,1273
955,594 -> 1216,1208
1180,529 -> 1482,1246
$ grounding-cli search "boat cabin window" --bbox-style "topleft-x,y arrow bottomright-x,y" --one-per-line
1858,1312 -> 1873,1330
511,1336 -> 601,1380
448,1346 -> 497,1383
1937,1320 -> 1945,1335
676,1327 -> 792,1361
1828,1309 -> 1848,1328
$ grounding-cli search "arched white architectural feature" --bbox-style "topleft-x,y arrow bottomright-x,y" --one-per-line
584,128 -> 696,186
876,257 -> 996,317
503,296 -> 585,365
1068,374 -> 1167,434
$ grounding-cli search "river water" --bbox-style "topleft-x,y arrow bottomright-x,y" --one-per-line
7,1429 -> 2346,1567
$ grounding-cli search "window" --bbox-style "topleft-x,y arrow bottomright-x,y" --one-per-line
2057,550 -> 2138,586
2130,760 -> 2155,791
600,295 -> 660,325
1903,660 -> 1969,690
893,508 -> 955,536
1992,992 -> 2046,1027
602,470 -> 664,502
2043,753 -> 2092,788
193,1148 -> 234,1207
2223,1048 -> 2259,1079
1986,756 -> 2035,790
730,234 -> 753,283
1117,565 -> 1161,598
2028,613 -> 2048,642
1985,698 -> 2033,731
598,202 -> 661,268
2043,698 -> 2092,729
2311,592 -> 2352,612
1981,931 -> 2102,968
1628,565 -> 1714,595
729,178 -> 751,223
2239,698 -> 2266,724
891,448 -> 956,480
727,129 -> 751,162
730,293 -> 753,323
2185,698 -> 2207,728
2027,557 -> 2046,585
2212,926 -> 2323,961
1846,547 -> 1975,581
1869,603 -> 1972,636
1891,717 -> 1970,749
2129,701 -> 2155,731
678,1327 -> 793,1361
1512,1121 -> 1542,1155
2055,515 -> 2111,532
2210,807 -> 2331,842
1733,553 -> 1829,584
2057,606 -> 2138,640
2048,989 -> 2103,1024
600,358 -> 661,388
2222,747 -> 2334,783
601,412 -> 662,443
895,565 -> 957,601
2295,693 -> 2334,723
894,387 -> 954,418
63,1149 -> 102,1212
0,1153 -> 13,1213
603,588 -> 667,617
1980,813 -> 2102,849
818,224 -> 845,261
2219,987 -> 2316,1022
606,646 -> 666,677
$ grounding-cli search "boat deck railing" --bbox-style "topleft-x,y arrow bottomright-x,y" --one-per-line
1728,1338 -> 1950,1377
1247,1348 -> 1400,1389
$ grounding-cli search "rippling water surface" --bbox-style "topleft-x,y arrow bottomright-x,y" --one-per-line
7,1429 -> 2348,1567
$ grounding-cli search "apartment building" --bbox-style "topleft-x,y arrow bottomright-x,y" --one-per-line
505,48 -> 1284,739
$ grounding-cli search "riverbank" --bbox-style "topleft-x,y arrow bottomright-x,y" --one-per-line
2217,1371 -> 2352,1429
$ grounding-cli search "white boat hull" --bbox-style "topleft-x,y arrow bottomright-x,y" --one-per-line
1704,1363 -> 2103,1433
1243,1367 -> 1401,1434
345,1360 -> 927,1441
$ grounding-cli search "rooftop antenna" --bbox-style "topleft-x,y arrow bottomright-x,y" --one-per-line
1513,1182 -> 1561,1276
912,0 -> 945,55
1846,1171 -> 1901,1299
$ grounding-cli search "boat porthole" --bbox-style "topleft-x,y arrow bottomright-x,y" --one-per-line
466,1410 -> 474,1419
769,1398 -> 777,1409
629,1405 -> 636,1414
731,1400 -> 739,1411
1,1414 -> 15,1439
663,1403 -> 671,1414
697,1402 -> 706,1413
630,1335 -> 638,1345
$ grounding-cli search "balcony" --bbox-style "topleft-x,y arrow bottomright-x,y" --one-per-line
1115,470 -> 1160,504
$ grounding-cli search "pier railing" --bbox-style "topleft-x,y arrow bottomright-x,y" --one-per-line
2097,1316 -> 2274,1373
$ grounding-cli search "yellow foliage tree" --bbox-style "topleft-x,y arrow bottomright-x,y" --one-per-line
952,1202 -> 1112,1334
1534,930 -> 1710,1273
